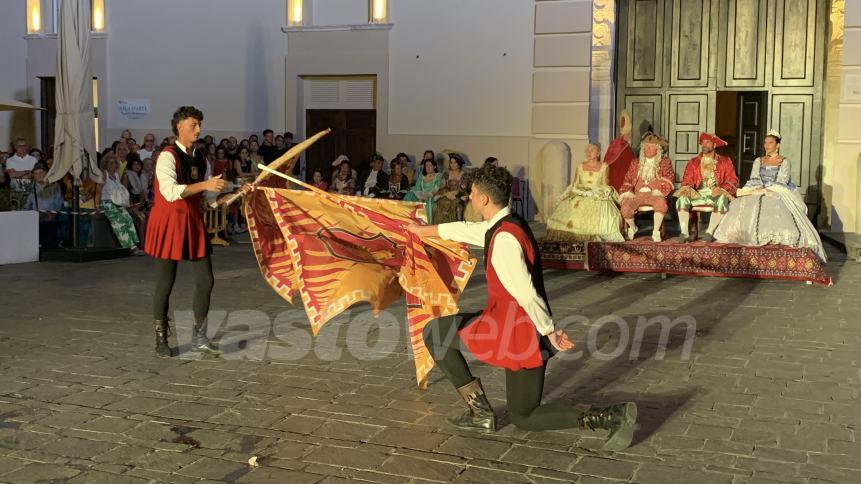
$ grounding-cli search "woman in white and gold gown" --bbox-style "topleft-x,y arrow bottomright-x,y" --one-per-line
545,143 -> 624,242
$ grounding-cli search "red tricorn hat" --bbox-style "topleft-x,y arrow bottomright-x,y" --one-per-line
699,132 -> 728,148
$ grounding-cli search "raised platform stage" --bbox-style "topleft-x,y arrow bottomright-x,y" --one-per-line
540,238 -> 832,286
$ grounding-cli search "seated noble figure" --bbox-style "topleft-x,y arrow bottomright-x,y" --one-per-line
545,142 -> 623,242
713,130 -> 826,261
619,133 -> 675,242
432,154 -> 469,224
404,159 -> 443,222
674,132 -> 738,243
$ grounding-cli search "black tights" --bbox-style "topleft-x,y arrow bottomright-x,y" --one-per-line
153,257 -> 214,321
423,314 -> 585,431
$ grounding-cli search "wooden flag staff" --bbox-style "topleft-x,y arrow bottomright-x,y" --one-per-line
212,128 -> 332,208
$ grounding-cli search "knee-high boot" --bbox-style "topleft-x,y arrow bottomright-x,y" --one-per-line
192,317 -> 220,356
153,319 -> 172,357
449,378 -> 496,432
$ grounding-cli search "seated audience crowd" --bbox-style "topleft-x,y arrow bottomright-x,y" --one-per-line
1,130 -> 492,249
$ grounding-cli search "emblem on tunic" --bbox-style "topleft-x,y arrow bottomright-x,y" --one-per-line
190,166 -> 199,181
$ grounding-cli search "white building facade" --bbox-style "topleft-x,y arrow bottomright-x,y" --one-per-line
1,0 -> 858,231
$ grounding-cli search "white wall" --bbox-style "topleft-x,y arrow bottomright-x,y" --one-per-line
0,0 -> 33,150
102,0 -> 287,141
2,0 -> 589,224
285,28 -> 390,147
388,0 -> 534,137
314,0 -> 367,26
4,0 -> 537,145
835,0 -> 861,232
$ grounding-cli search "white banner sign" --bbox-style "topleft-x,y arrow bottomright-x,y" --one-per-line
117,99 -> 150,119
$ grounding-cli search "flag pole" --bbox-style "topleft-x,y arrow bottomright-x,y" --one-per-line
255,163 -> 470,262
212,128 -> 332,208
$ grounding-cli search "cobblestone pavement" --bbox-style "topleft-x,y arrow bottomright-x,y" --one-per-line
0,236 -> 858,483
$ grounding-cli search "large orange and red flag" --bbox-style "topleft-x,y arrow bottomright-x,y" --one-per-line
243,187 -> 476,388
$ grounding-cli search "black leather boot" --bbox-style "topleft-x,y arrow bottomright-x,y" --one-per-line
154,319 -> 172,357
578,402 -> 638,451
448,378 -> 496,432
192,317 -> 220,356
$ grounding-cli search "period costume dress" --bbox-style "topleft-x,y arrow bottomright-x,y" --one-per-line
619,155 -> 675,218
545,162 -> 623,242
330,174 -> 355,195
675,133 -> 739,242
145,141 -> 219,357
385,173 -> 409,200
432,171 -> 468,224
604,111 -> 637,191
405,172 -> 443,223
461,168 -> 482,222
360,167 -> 389,197
619,133 -> 675,241
423,207 -> 637,450
713,157 -> 826,261
146,143 -> 210,260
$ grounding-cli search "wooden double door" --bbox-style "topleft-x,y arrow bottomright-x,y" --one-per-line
305,109 -> 376,183
616,0 -> 828,204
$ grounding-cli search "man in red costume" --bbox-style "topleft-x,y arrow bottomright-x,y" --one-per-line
408,164 -> 638,452
604,110 -> 637,191
145,106 -> 226,357
674,133 -> 738,243
619,132 -> 675,242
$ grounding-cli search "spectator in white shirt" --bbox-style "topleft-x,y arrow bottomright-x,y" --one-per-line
6,138 -> 38,193
139,133 -> 157,161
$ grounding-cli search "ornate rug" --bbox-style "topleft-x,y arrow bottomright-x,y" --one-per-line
539,239 -> 586,270
585,239 -> 832,286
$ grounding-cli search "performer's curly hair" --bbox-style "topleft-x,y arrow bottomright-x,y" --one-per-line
473,163 -> 513,207
171,106 -> 204,135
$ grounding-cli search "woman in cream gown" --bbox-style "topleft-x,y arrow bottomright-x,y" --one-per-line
545,143 -> 624,242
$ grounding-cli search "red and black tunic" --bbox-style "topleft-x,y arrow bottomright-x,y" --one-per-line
144,144 -> 211,260
458,213 -> 555,371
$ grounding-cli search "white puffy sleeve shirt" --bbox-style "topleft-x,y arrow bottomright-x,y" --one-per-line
436,208 -> 554,336
155,142 -> 211,202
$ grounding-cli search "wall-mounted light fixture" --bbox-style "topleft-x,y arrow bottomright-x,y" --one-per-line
27,0 -> 42,34
287,0 -> 304,26
369,0 -> 387,24
91,0 -> 105,32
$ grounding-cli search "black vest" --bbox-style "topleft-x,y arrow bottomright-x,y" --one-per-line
170,143 -> 208,184
484,212 -> 551,316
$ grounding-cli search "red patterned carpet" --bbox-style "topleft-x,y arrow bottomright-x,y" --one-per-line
539,240 -> 586,270
540,238 -> 832,286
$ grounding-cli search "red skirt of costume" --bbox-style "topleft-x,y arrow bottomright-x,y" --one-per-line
145,158 -> 210,261
458,221 -> 547,371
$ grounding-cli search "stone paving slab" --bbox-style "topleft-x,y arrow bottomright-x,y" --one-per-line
0,238 -> 857,483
